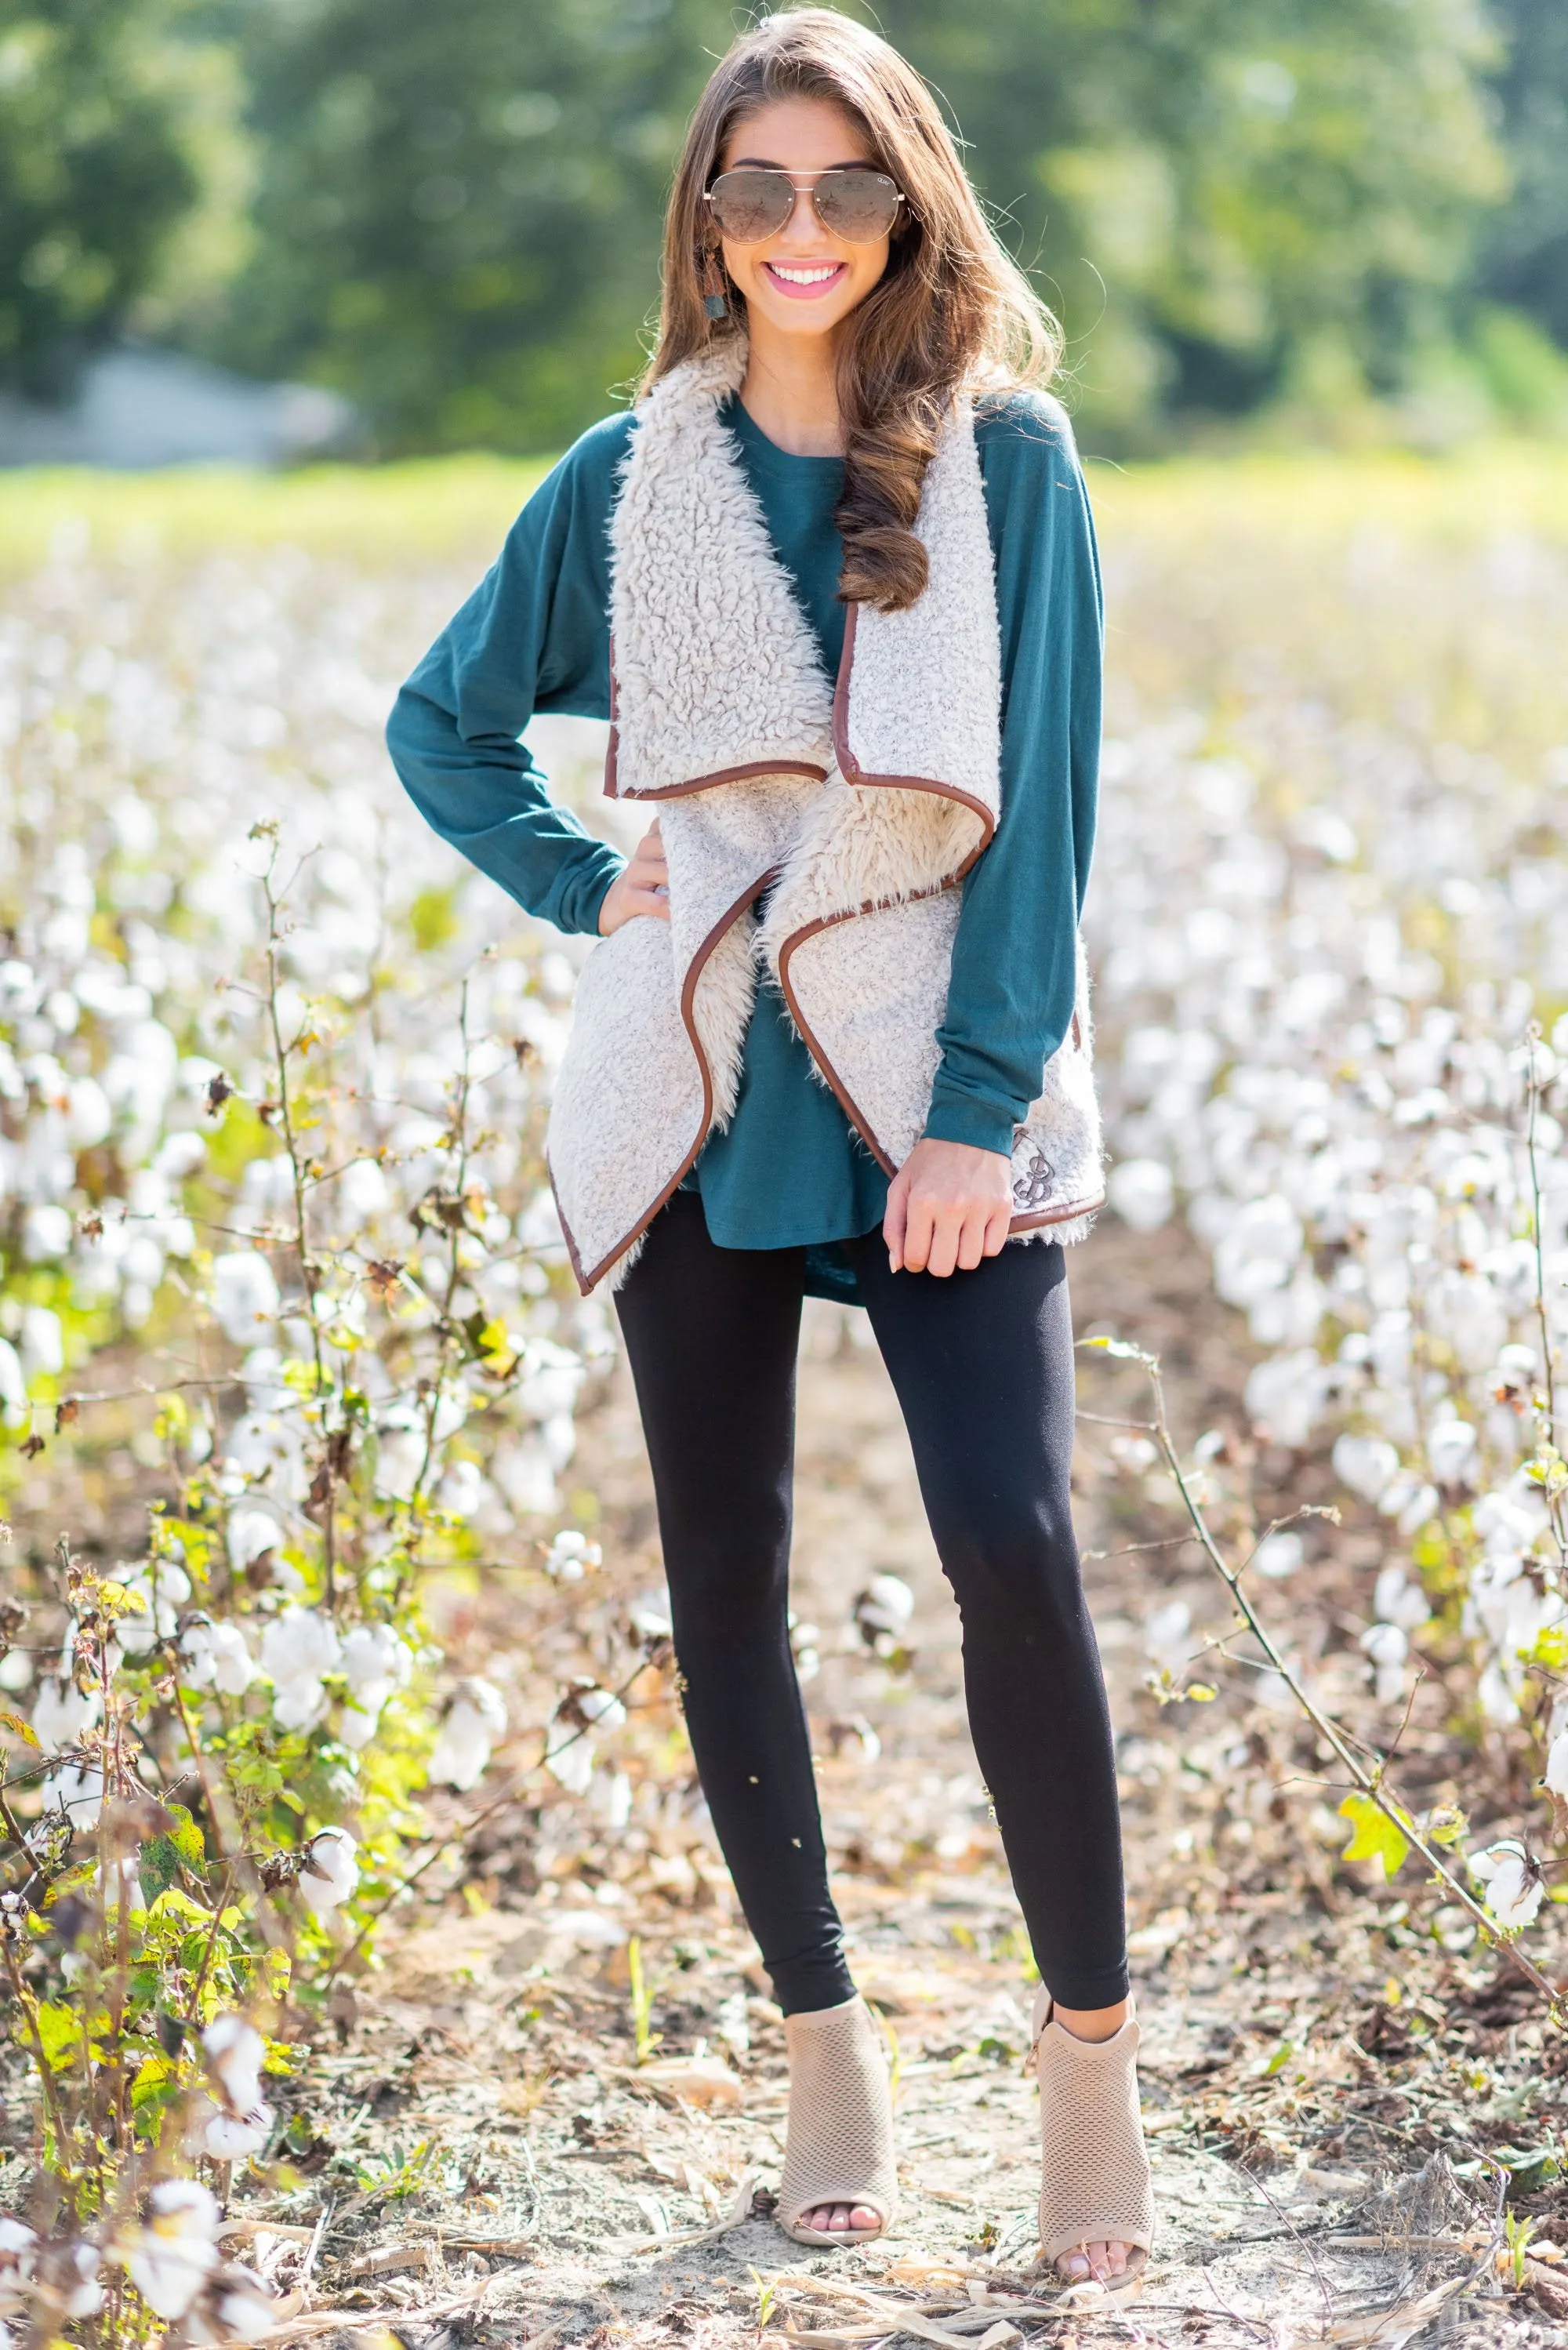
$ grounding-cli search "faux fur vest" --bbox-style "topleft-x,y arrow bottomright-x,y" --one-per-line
547,342 -> 1103,1292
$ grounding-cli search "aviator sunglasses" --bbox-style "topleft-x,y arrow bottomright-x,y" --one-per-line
704,166 -> 906,245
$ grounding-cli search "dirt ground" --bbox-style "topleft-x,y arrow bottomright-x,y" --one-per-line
191,1222 -> 1568,2348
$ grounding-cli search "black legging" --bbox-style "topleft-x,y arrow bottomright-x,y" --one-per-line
614,1193 -> 1128,2014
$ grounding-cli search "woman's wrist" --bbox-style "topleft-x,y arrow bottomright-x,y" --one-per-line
921,1098 -> 1018,1160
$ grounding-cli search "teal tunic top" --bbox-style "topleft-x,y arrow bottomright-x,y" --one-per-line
387,390 -> 1102,1294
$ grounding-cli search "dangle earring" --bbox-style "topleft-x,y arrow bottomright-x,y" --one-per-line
701,247 -> 729,322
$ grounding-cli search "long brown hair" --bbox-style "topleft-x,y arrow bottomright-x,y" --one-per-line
645,9 -> 1059,613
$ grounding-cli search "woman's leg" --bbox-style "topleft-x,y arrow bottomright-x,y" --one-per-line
844,1233 -> 1128,2010
844,1231 -> 1138,2276
613,1195 -> 856,2018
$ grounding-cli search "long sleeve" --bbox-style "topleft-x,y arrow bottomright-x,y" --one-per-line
385,412 -> 635,939
922,396 -> 1103,1157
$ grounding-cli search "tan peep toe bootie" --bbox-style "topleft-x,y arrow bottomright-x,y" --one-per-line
778,1995 -> 898,2246
1032,1987 -> 1153,2289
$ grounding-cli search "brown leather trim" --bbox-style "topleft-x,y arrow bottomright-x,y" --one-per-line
778,896 -> 1101,1236
1011,1188 -> 1106,1233
603,637 -> 620,797
775,897 -> 946,1181
830,602 -> 996,878
604,639 -> 827,801
551,872 -> 781,1294
619,757 -> 829,801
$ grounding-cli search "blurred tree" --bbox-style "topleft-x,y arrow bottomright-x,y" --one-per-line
874,0 -> 1506,437
0,0 -> 242,400
1479,0 -> 1568,348
206,0 -> 1511,451
205,0 -> 728,452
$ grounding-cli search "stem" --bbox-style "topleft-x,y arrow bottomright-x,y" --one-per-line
169,1678 -> 230,1869
1523,1027 -> 1568,1570
1525,1029 -> 1560,1455
259,848 -> 338,1611
2,1936 -> 74,2171
1106,1340 -> 1560,2007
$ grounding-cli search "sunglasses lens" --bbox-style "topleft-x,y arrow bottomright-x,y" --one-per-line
815,172 -> 900,242
709,170 -> 793,242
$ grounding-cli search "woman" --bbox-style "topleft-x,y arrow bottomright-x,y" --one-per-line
388,7 -> 1151,2288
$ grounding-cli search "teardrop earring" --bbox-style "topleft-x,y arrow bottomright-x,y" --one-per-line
701,248 -> 729,322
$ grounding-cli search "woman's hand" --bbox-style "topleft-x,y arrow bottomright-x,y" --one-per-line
598,819 -> 670,935
883,1137 -> 1014,1277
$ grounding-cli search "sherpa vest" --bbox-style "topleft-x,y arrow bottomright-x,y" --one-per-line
546,341 -> 1103,1292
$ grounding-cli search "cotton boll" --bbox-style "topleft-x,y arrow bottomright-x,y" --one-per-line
32,1675 -> 98,1753
578,1686 -> 626,1734
114,1559 -> 191,1654
336,1157 -> 389,1228
628,1590 -> 673,1643
1469,1840 -> 1544,1930
429,1677 -> 508,1791
1373,1565 -> 1431,1633
1426,1418 -> 1478,1490
1378,1470 -> 1441,1538
18,1306 -> 63,1378
58,2243 -> 103,2319
203,2015 -> 264,2114
435,1457 -> 485,1518
296,1827 -> 358,1917
1253,1531 -> 1303,1580
211,1251 -> 281,1346
1359,1621 -> 1408,1705
121,2179 -> 221,2319
186,2268 -> 277,2344
227,1506 -> 284,1574
544,1715 -> 596,1796
22,1204 -> 73,1261
587,1769 -> 633,1829
492,1434 -> 558,1516
201,2105 -> 274,2163
39,1762 -> 103,1827
543,1528 -> 601,1581
260,1606 -> 340,1686
339,1622 -> 411,1718
181,1618 -> 255,1694
1545,1729 -> 1568,1801
1243,1349 -> 1328,1447
1108,1157 -> 1174,1231
261,1607 -> 340,1733
1331,1434 -> 1400,1506
854,1574 -> 915,1653
1476,1659 -> 1520,1723
0,1339 -> 27,1430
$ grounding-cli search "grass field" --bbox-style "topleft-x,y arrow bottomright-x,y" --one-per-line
3,438 -> 1568,574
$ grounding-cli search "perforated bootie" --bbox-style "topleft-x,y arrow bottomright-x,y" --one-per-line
1032,1987 -> 1153,2288
777,1994 -> 898,2246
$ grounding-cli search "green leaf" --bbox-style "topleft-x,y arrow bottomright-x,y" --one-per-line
164,1801 -> 206,1873
1339,1792 -> 1414,1879
33,2001 -> 82,2070
147,1884 -> 213,1925
140,1836 -> 183,1905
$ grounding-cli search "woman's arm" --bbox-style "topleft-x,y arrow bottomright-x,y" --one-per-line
385,414 -> 635,939
885,395 -> 1103,1276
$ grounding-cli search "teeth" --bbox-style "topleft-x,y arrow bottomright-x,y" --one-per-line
771,264 -> 840,284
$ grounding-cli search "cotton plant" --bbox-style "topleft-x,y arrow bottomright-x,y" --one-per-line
1,541 -> 633,2341
1084,686 -> 1568,1947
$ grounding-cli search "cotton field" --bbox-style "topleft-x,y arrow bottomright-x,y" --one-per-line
1,457 -> 1566,2334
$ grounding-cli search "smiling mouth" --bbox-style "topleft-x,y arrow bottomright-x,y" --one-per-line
764,261 -> 848,296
